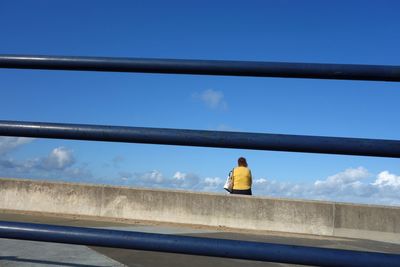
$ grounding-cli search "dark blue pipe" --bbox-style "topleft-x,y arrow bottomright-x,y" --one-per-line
0,221 -> 399,266
0,120 -> 400,158
0,55 -> 400,81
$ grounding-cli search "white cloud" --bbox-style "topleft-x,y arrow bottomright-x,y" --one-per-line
254,178 -> 268,185
194,89 -> 227,109
314,167 -> 370,194
115,170 -> 206,191
141,170 -> 164,183
203,177 -> 224,191
204,177 -> 222,187
0,137 -> 33,155
0,145 -> 91,180
373,171 -> 400,188
253,177 -> 309,198
173,171 -> 186,180
118,171 -> 133,181
114,170 -> 166,187
172,171 -> 200,189
40,147 -> 75,170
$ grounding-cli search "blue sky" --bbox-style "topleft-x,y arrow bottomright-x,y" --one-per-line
1,1 -> 400,205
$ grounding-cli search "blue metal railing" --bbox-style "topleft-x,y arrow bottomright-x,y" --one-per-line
1,54 -> 400,81
1,221 -> 399,267
0,120 -> 399,158
1,55 -> 400,265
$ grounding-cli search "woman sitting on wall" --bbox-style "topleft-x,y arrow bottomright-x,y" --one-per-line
231,157 -> 252,196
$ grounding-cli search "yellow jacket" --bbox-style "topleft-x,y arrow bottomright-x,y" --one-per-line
232,166 -> 252,190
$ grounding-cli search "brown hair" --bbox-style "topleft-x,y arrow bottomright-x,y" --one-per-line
238,157 -> 248,167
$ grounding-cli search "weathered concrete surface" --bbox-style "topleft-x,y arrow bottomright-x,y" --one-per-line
1,177 -> 399,244
334,203 -> 400,244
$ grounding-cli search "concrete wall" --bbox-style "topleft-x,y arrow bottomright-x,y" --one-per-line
1,177 -> 399,244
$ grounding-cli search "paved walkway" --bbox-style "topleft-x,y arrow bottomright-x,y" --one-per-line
1,211 -> 399,266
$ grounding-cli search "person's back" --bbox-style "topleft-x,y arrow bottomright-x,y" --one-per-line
233,166 -> 252,190
231,157 -> 252,195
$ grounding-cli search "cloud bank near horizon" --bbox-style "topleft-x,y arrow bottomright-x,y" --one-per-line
0,137 -> 91,180
0,137 -> 399,206
251,167 -> 400,206
111,167 -> 400,206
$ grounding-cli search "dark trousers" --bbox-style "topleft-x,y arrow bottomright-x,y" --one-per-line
231,189 -> 252,195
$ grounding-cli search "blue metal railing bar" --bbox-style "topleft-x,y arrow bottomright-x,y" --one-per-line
0,55 -> 400,81
0,221 -> 399,267
0,120 -> 399,158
